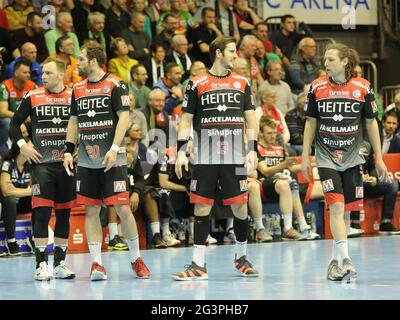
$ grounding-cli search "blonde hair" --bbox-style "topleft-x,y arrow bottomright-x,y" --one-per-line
326,43 -> 360,81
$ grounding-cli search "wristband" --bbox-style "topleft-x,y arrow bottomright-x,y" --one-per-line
64,142 -> 75,154
110,144 -> 120,153
177,139 -> 187,152
17,139 -> 27,148
248,140 -> 258,152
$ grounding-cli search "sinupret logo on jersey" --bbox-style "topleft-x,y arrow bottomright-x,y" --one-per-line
114,181 -> 126,192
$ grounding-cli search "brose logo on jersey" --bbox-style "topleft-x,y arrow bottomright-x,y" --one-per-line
114,180 -> 126,192
121,95 -> 130,107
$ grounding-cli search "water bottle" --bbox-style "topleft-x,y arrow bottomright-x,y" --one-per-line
305,212 -> 312,227
264,214 -> 273,236
272,214 -> 282,241
310,212 -> 317,233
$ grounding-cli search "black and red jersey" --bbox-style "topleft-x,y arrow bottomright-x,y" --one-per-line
182,71 -> 255,165
15,87 -> 72,163
256,143 -> 287,179
305,76 -> 377,171
70,73 -> 130,169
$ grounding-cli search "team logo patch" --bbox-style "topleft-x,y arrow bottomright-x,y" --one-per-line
239,180 -> 248,192
233,81 -> 241,89
103,86 -> 110,93
322,179 -> 334,192
121,95 -> 130,107
32,184 -> 41,196
352,90 -> 361,98
114,180 -> 126,192
1,161 -> 9,171
76,180 -> 80,192
190,180 -> 197,191
10,92 -> 16,98
355,186 -> 363,199
182,94 -> 188,108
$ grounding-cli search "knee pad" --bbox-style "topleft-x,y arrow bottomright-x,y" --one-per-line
33,207 -> 52,238
54,209 -> 71,239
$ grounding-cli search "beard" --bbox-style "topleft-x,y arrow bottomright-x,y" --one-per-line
78,68 -> 88,77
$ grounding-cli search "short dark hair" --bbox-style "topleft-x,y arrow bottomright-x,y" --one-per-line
281,14 -> 295,23
201,7 -> 215,18
383,110 -> 399,123
165,62 -> 180,74
259,116 -> 277,132
81,42 -> 106,68
130,63 -> 145,77
255,22 -> 268,30
150,42 -> 166,54
14,59 -> 31,72
55,35 -> 71,54
209,36 -> 236,64
27,12 -> 41,25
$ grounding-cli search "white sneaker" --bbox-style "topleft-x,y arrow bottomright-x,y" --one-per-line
223,229 -> 236,243
348,227 -> 364,238
206,234 -> 217,245
163,233 -> 181,247
54,261 -> 76,279
35,261 -> 53,281
300,227 -> 321,240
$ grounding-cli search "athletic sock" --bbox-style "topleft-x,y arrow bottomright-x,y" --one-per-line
108,223 -> 118,240
235,240 -> 247,259
336,240 -> 350,260
193,244 -> 206,268
88,242 -> 102,265
283,214 -> 293,232
298,216 -> 308,232
254,217 -> 264,231
150,222 -> 161,236
161,222 -> 171,236
126,236 -> 140,263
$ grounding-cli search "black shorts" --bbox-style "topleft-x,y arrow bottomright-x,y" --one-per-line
190,164 -> 248,206
31,162 -> 76,209
318,165 -> 363,211
259,177 -> 309,202
76,166 -> 129,206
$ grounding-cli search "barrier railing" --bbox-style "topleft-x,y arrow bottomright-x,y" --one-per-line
380,85 -> 400,108
360,60 -> 378,94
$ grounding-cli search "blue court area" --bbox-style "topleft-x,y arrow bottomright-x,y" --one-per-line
1,236 -> 400,300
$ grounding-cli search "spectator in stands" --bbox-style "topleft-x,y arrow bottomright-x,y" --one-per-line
182,60 -> 206,90
233,0 -> 261,37
254,39 -> 281,79
350,141 -> 400,237
130,0 -> 152,39
51,36 -> 82,88
254,22 -> 274,53
86,12 -> 110,60
152,14 -> 178,55
129,64 -> 151,111
72,0 -> 103,45
270,14 -> 313,62
237,34 -> 264,94
0,60 -> 35,153
157,0 -> 198,36
142,88 -> 170,136
108,37 -> 138,83
44,12 -> 80,58
255,86 -> 290,144
104,0 -> 130,38
232,57 -> 247,77
285,92 -> 307,155
47,0 -> 70,13
166,35 -> 193,82
380,110 -> 400,154
8,43 -> 42,86
191,7 -> 221,68
12,12 -> 49,63
4,0 -> 34,33
288,37 -> 321,94
258,61 -> 294,114
0,141 -> 32,256
385,92 -> 400,125
127,92 -> 148,146
256,117 -> 320,240
153,62 -> 183,115
143,43 -> 166,88
0,28 -> 21,65
121,12 -> 151,62
195,0 -> 240,43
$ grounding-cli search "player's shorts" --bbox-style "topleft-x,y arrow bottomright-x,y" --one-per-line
190,164 -> 248,206
259,175 -> 309,202
31,162 -> 76,209
76,166 -> 129,206
318,165 -> 363,211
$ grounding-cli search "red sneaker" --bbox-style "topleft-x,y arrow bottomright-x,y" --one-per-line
132,257 -> 150,279
90,262 -> 107,281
